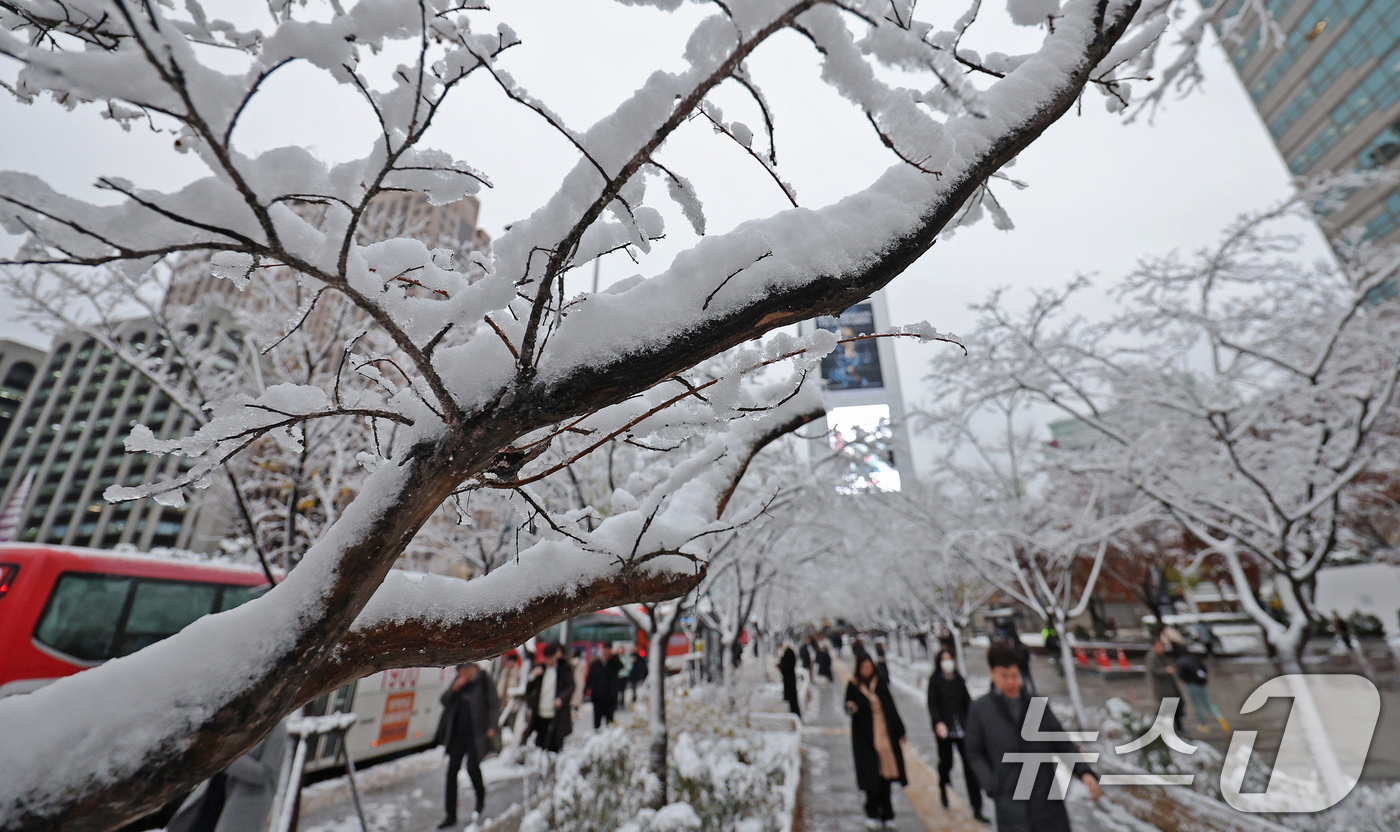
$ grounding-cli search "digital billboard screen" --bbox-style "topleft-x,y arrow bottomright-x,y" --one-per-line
815,303 -> 884,391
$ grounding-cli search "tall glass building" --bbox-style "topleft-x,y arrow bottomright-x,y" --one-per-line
1210,0 -> 1400,245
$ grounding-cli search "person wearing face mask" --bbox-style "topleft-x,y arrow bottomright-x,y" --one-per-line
927,650 -> 986,821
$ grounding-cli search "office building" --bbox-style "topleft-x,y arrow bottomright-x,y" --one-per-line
1210,0 -> 1400,246
0,317 -> 233,551
0,340 -> 43,448
0,193 -> 490,553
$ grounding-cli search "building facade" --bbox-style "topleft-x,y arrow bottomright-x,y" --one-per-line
1211,0 -> 1400,245
0,340 -> 43,449
0,319 -> 230,551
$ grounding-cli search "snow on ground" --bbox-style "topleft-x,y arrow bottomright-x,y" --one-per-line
302,747 -> 528,814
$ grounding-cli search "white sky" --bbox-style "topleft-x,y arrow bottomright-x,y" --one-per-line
0,0 -> 1331,478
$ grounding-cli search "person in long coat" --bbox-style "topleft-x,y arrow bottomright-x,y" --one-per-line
435,663 -> 501,827
845,655 -> 908,827
585,645 -> 622,728
1145,637 -> 1184,734
778,642 -> 801,718
166,719 -> 288,832
524,641 -> 575,752
627,646 -> 649,704
926,649 -> 986,821
814,643 -> 833,681
965,642 -> 1101,832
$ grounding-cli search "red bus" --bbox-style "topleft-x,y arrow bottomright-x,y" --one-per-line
0,544 -> 456,772
0,543 -> 273,697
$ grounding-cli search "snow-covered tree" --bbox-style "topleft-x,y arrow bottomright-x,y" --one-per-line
935,189 -> 1400,795
914,373 -> 1154,724
947,191 -> 1400,672
0,0 -> 1236,827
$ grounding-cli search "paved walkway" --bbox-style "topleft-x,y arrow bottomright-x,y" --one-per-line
797,658 -> 987,832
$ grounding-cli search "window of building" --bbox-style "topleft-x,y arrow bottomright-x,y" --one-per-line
1291,48 -> 1400,174
2,362 -> 35,393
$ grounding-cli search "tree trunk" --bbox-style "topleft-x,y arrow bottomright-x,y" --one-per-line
949,622 -> 967,678
1056,615 -> 1087,728
646,621 -> 672,809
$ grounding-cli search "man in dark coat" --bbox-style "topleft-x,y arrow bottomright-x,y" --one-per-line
436,663 -> 501,828
524,641 -> 575,752
585,645 -> 622,728
1145,637 -> 1184,734
799,638 -> 813,673
778,642 -> 801,718
814,643 -> 833,681
845,655 -> 908,825
966,642 -> 1101,832
927,650 -> 986,821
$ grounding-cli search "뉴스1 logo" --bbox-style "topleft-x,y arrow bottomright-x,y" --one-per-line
1000,674 -> 1381,813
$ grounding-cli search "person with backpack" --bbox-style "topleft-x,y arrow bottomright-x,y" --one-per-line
1176,648 -> 1229,734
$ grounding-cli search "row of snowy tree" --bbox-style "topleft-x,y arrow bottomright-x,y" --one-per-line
794,186 -> 1400,748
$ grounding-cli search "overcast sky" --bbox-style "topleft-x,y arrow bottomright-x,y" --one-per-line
0,0 -> 1330,478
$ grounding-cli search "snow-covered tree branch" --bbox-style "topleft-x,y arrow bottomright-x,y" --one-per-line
0,0 -> 1199,828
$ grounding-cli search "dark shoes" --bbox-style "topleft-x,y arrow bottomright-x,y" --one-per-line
940,787 -> 949,809
973,811 -> 990,823
437,818 -> 457,829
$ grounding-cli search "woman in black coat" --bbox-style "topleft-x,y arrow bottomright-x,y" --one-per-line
926,649 -> 986,821
778,644 -> 801,717
845,655 -> 907,827
435,664 -> 501,827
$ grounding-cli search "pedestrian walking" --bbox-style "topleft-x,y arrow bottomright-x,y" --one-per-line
799,638 -> 813,673
874,642 -> 891,685
965,641 -> 1102,832
166,719 -> 288,832
779,642 -> 802,718
1144,637 -> 1184,735
926,649 -> 986,822
938,627 -> 956,661
524,641 -> 575,752
845,655 -> 908,828
1013,637 -> 1036,696
570,647 -> 588,711
435,662 -> 501,828
585,644 -> 622,728
815,643 -> 834,682
627,646 -> 650,704
1176,649 -> 1229,734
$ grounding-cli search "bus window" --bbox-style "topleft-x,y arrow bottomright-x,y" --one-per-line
114,580 -> 220,657
217,584 -> 268,612
34,574 -> 132,661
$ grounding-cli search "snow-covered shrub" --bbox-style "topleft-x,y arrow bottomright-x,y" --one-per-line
1090,698 -> 1234,801
670,732 -> 780,832
1281,782 -> 1400,832
521,677 -> 792,832
545,726 -> 656,830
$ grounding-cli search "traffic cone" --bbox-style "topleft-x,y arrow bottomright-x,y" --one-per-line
1117,648 -> 1129,668
1095,648 -> 1111,668
1075,647 -> 1089,666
